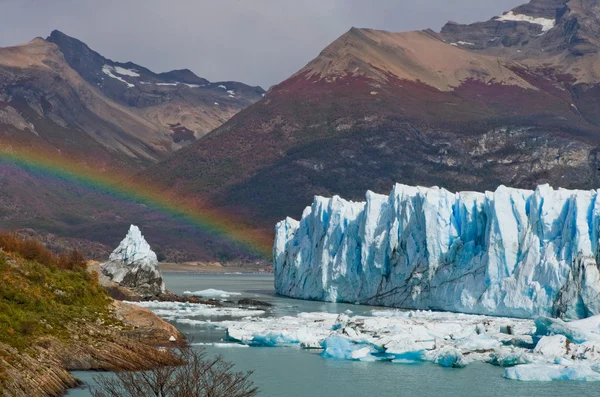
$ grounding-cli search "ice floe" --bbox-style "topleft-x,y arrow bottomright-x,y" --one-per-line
217,309 -> 600,381
183,289 -> 242,298
126,300 -> 265,323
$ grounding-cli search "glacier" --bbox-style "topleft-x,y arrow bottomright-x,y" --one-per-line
274,184 -> 600,320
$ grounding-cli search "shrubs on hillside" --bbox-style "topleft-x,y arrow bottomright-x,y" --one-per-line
0,232 -> 86,270
0,233 -> 111,350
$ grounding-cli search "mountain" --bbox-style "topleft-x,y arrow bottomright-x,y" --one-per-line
0,32 -> 264,261
47,30 -> 264,148
0,30 -> 264,170
143,0 -> 600,232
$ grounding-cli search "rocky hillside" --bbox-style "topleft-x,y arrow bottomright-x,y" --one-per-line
143,0 -> 600,229
0,235 -> 183,396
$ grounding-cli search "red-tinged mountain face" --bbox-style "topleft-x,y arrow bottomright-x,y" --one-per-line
143,0 -> 600,232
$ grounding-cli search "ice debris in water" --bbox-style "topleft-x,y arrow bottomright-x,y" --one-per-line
183,289 -> 242,298
128,300 -> 266,321
216,309 -> 600,381
274,184 -> 600,320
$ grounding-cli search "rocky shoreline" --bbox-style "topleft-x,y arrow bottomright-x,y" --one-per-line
2,225 -> 272,396
1,300 -> 184,397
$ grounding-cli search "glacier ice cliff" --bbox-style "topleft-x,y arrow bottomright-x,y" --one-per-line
274,184 -> 600,319
101,225 -> 165,298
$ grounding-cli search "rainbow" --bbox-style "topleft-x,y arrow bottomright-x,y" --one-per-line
0,147 -> 273,258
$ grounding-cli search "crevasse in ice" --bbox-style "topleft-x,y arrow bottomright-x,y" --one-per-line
274,184 -> 600,319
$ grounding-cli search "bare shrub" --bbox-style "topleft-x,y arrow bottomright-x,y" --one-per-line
91,346 -> 258,397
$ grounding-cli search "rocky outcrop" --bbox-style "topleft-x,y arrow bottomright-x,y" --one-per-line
101,225 -> 165,298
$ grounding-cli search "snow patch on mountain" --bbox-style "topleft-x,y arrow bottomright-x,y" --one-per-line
275,184 -> 600,320
102,65 -> 135,88
112,66 -> 140,77
496,11 -> 555,32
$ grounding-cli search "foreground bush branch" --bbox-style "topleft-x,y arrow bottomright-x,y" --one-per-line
92,346 -> 258,397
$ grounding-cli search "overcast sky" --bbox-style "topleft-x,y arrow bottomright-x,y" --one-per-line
0,0 -> 524,88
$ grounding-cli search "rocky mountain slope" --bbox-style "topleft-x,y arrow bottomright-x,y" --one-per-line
144,0 -> 600,231
0,32 -> 265,262
47,30 -> 264,148
0,31 -> 264,170
0,243 -> 182,396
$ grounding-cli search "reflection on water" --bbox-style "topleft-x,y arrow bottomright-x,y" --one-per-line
67,273 -> 600,397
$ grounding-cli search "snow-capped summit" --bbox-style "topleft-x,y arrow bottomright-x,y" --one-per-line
101,225 -> 165,297
275,184 -> 600,320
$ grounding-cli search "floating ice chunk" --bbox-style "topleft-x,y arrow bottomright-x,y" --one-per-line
535,316 -> 600,344
183,289 -> 242,298
457,334 -> 502,351
505,363 -> 600,381
534,335 -> 568,358
127,300 -> 264,318
431,347 -> 467,368
192,342 -> 249,348
322,335 -> 378,360
489,349 -> 533,367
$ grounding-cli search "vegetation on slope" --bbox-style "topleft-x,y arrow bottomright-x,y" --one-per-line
0,233 -> 111,351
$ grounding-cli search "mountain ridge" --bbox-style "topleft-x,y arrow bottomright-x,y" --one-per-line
141,0 -> 600,234
0,31 -> 266,262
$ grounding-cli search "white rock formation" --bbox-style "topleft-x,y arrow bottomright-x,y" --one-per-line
101,225 -> 165,297
274,184 -> 600,319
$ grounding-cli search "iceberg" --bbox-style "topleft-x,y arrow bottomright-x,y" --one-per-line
504,363 -> 600,381
101,225 -> 165,298
275,184 -> 600,320
183,289 -> 242,298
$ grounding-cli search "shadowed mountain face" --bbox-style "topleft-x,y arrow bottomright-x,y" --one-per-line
144,0 -> 600,230
47,30 -> 264,147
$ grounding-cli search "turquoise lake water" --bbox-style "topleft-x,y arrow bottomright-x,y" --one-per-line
67,273 -> 600,397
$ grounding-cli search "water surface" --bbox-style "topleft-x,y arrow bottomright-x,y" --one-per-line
68,273 -> 600,397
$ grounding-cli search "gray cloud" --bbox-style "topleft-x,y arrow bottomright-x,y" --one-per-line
0,0 -> 523,88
